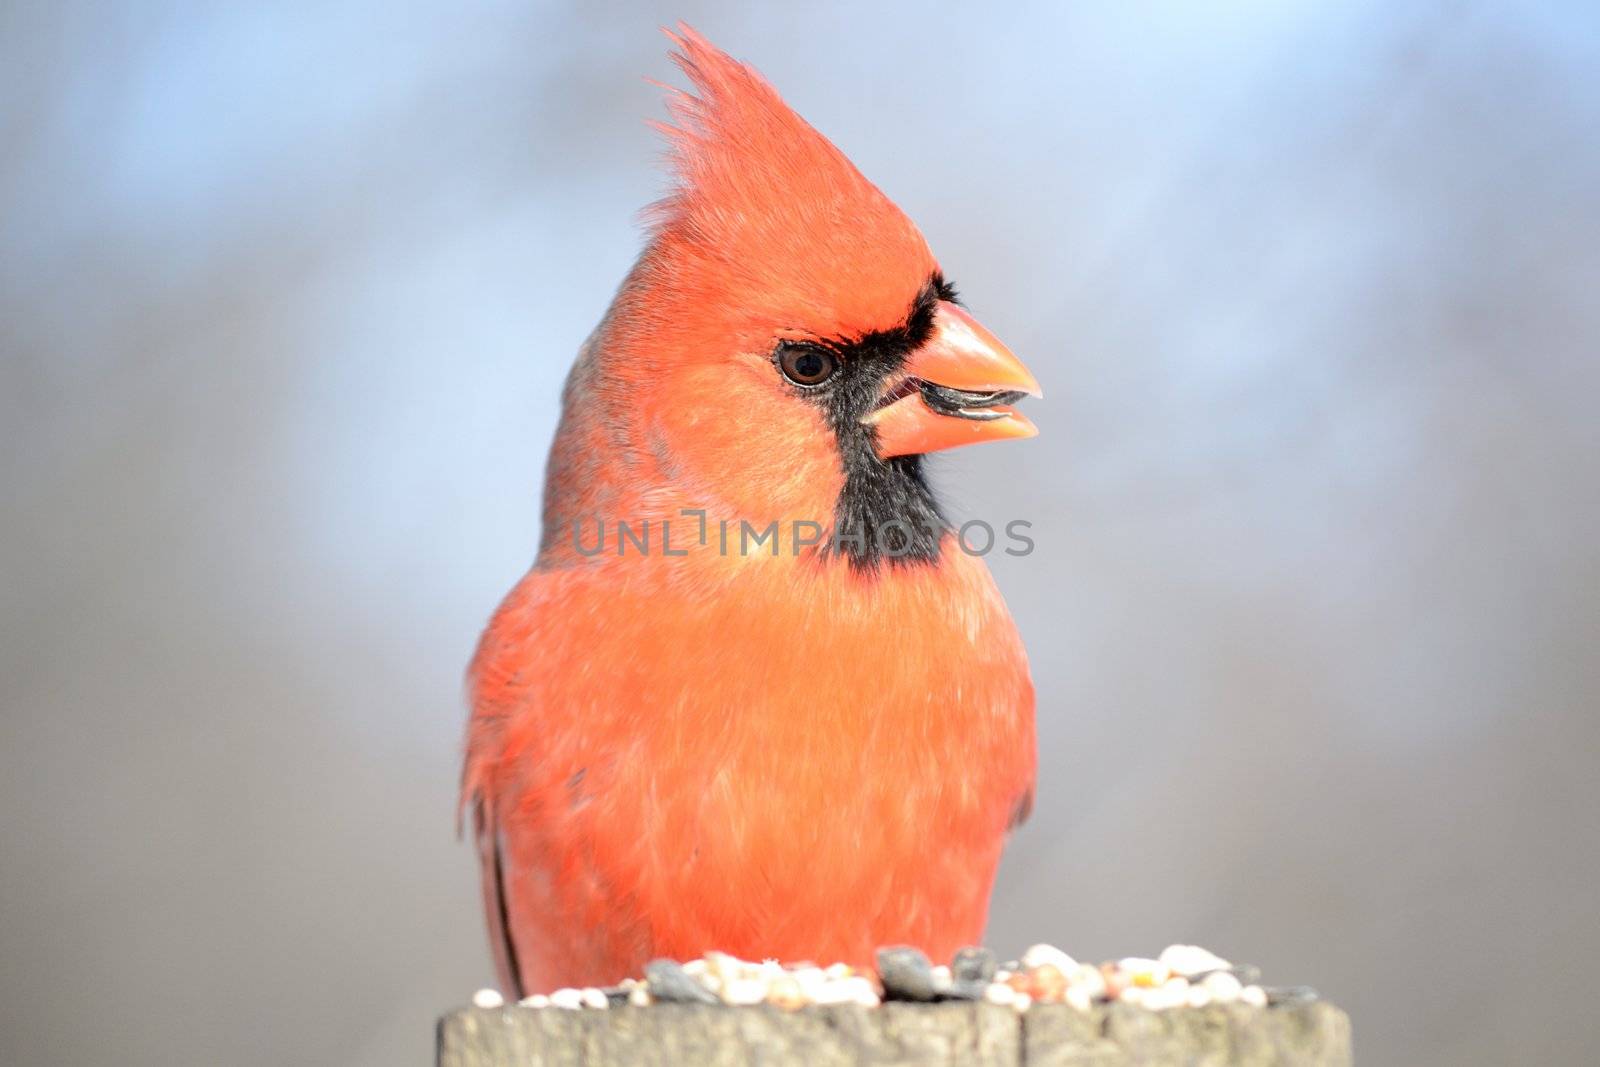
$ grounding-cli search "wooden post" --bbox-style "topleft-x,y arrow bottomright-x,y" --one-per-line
438,1000 -> 1351,1066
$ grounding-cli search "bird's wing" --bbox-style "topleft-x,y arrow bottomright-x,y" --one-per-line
461,572 -> 552,1000
1008,782 -> 1035,832
461,782 -> 523,999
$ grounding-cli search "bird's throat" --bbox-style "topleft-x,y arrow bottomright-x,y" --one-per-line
827,433 -> 947,570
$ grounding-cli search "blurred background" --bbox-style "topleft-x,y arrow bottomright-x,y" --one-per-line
3,2 -> 1597,1064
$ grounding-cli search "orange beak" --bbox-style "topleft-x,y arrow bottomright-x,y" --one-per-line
863,301 -> 1041,459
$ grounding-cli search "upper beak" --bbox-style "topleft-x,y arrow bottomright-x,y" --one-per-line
863,301 -> 1041,459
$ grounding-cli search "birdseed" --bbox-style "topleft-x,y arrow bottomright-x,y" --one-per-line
467,944 -> 1306,1014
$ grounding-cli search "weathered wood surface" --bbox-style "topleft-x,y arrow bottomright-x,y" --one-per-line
438,1000 -> 1351,1066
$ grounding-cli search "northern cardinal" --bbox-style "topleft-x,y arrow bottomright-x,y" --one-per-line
463,27 -> 1039,996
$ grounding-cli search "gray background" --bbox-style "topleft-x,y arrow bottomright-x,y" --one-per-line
3,3 -> 1597,1065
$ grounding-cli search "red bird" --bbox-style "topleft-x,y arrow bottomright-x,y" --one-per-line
463,28 -> 1039,996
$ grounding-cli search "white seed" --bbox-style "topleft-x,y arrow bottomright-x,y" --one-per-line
814,975 -> 875,1006
1186,984 -> 1214,1008
580,987 -> 609,1010
1158,944 -> 1232,978
816,975 -> 878,1007
1022,944 -> 1078,972
792,967 -> 827,997
984,982 -> 1017,1006
1065,985 -> 1094,1012
627,988 -> 651,1007
520,993 -> 550,1009
1140,978 -> 1188,1011
721,977 -> 768,1006
931,964 -> 953,992
1070,963 -> 1107,999
1241,985 -> 1268,1008
472,988 -> 505,1010
549,988 -> 584,1010
810,981 -> 846,1005
683,959 -> 709,977
849,976 -> 881,1003
703,952 -> 740,988
1201,971 -> 1243,1002
1011,991 -> 1033,1013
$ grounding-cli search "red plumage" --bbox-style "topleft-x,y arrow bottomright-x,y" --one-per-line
463,27 -> 1037,995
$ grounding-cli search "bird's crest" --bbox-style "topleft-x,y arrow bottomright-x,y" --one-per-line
645,26 -> 935,337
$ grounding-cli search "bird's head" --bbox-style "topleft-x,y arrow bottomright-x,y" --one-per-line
571,27 -> 1039,568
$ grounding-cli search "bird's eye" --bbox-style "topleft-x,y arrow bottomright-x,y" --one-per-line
778,344 -> 839,387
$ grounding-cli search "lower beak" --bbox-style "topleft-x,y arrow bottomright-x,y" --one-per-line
863,301 -> 1041,459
